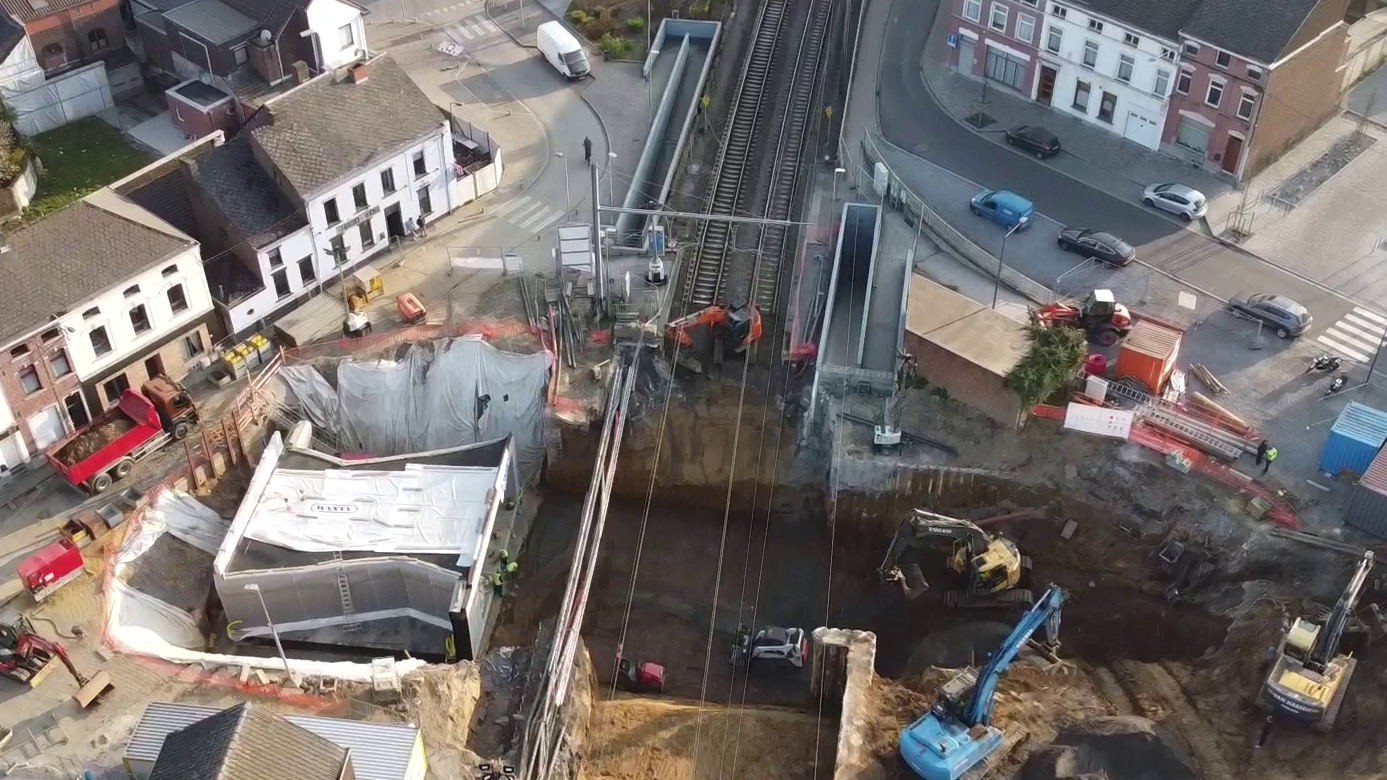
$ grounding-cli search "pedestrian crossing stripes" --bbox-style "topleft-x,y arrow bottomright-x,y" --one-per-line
493,194 -> 566,234
424,1 -> 479,16
1317,306 -> 1387,364
438,14 -> 501,42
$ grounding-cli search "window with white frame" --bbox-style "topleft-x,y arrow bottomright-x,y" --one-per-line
1153,68 -> 1170,96
1073,79 -> 1091,111
1246,66 -> 1262,81
338,23 -> 354,50
1237,91 -> 1256,120
1160,46 -> 1175,61
963,0 -> 981,22
1176,68 -> 1192,94
1087,18 -> 1103,32
989,2 -> 1007,31
1205,77 -> 1224,108
1117,54 -> 1134,82
1015,14 -> 1034,43
1215,50 -> 1231,68
1183,40 -> 1199,56
1046,26 -> 1062,53
1050,3 -> 1066,18
1018,0 -> 1037,5
1082,40 -> 1099,67
233,45 -> 247,65
1123,32 -> 1139,47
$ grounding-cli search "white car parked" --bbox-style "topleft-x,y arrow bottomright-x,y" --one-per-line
1141,183 -> 1208,222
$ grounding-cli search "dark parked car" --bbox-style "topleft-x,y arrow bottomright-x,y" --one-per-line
1057,227 -> 1136,267
1228,293 -> 1312,339
1005,125 -> 1061,159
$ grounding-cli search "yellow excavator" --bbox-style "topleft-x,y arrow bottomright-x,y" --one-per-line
1260,550 -> 1373,734
878,509 -> 1033,608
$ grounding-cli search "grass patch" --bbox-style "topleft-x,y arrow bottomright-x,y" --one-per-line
27,117 -> 149,219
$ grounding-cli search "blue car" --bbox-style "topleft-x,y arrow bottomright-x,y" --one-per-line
969,189 -> 1034,230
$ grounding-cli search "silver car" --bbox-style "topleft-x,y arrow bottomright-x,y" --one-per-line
1142,182 -> 1208,222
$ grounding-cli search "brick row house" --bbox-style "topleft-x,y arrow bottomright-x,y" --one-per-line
946,0 -> 1352,180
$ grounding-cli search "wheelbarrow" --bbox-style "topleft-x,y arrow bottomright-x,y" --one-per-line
397,293 -> 427,325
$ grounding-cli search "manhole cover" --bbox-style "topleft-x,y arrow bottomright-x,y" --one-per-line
965,112 -> 995,128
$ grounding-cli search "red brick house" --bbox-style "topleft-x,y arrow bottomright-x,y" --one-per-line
0,0 -> 126,74
948,0 -> 1046,96
1162,0 -> 1352,179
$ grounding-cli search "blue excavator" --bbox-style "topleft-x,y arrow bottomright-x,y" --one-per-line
899,584 -> 1064,780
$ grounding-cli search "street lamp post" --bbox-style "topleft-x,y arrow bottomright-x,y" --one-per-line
992,222 -> 1022,310
607,151 -> 618,207
556,152 -> 572,216
831,166 -> 846,203
244,583 -> 296,687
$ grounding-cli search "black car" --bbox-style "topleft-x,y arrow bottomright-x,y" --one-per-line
1004,125 -> 1061,159
1228,293 -> 1312,339
1057,227 -> 1136,267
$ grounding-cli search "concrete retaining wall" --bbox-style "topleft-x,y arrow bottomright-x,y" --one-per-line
812,628 -> 879,780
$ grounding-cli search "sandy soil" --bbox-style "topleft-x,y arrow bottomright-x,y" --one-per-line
580,695 -> 836,780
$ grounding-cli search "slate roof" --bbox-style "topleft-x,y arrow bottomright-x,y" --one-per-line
125,169 -> 202,240
219,0 -> 307,33
164,0 -> 256,43
0,11 -> 24,63
0,201 -> 191,345
0,0 -> 86,23
1182,0 -> 1325,62
148,702 -> 349,780
192,137 -> 307,247
1074,0 -> 1202,40
252,55 -> 445,197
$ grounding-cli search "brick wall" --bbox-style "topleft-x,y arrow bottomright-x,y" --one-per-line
1249,23 -> 1350,177
137,18 -> 175,73
81,320 -> 212,412
903,330 -> 1023,427
0,329 -> 84,453
25,0 -> 125,68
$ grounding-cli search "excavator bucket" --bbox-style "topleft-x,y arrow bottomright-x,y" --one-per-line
73,670 -> 113,708
901,564 -> 929,601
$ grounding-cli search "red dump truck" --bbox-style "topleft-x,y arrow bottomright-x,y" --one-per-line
45,377 -> 199,493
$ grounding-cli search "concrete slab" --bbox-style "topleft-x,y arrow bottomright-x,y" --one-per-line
1347,60 -> 1387,126
125,113 -> 190,157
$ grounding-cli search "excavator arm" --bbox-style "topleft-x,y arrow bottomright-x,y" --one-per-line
879,510 -> 995,590
1309,551 -> 1374,673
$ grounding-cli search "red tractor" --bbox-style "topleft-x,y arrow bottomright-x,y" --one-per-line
1031,289 -> 1132,347
614,657 -> 666,694
665,304 -> 763,373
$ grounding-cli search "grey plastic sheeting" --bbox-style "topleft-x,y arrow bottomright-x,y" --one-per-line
278,338 -> 551,480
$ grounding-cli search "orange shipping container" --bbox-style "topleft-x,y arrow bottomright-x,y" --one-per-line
1116,320 -> 1182,393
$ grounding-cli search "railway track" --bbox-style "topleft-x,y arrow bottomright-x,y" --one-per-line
683,0 -> 789,310
747,0 -> 833,314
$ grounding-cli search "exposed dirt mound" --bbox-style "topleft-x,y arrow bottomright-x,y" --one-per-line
903,622 -> 1013,677
1020,716 -> 1198,780
580,696 -> 835,780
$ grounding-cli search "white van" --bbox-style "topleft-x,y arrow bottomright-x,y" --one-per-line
537,21 -> 590,79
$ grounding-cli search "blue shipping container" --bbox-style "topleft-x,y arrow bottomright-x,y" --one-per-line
1320,402 -> 1387,478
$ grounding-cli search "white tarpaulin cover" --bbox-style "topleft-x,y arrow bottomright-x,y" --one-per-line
278,337 -> 551,478
5,61 -> 114,136
107,490 -> 426,681
244,464 -> 499,560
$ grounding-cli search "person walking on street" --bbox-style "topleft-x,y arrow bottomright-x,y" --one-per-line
1262,444 -> 1278,476
1256,439 -> 1270,466
583,136 -> 593,165
415,215 -> 427,238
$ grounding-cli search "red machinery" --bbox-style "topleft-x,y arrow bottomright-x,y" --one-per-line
665,304 -> 763,373
614,657 -> 665,694
45,377 -> 198,494
1030,289 -> 1132,347
17,541 -> 84,602
0,617 -> 112,707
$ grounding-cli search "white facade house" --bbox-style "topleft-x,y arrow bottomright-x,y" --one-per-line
62,244 -> 212,381
306,0 -> 369,70
0,392 -> 22,474
1036,2 -> 1182,150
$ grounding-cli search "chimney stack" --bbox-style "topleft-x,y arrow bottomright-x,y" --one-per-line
349,63 -> 369,85
291,60 -> 311,85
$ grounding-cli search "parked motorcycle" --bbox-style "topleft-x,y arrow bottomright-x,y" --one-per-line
1325,374 -> 1349,396
1305,354 -> 1343,375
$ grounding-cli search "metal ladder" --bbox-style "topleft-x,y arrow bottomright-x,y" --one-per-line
331,551 -> 361,632
1140,407 -> 1244,460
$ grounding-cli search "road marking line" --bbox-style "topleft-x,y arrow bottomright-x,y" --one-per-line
456,24 -> 475,38
1353,307 -> 1387,327
518,206 -> 561,230
507,201 -> 549,224
472,18 -> 493,35
461,18 -> 482,36
492,195 -> 531,217
1324,326 -> 1381,354
528,211 -> 565,233
1318,334 -> 1372,363
1341,314 -> 1387,339
479,17 -> 499,32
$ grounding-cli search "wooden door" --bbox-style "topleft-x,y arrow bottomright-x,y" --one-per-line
1222,135 -> 1243,174
1036,66 -> 1056,106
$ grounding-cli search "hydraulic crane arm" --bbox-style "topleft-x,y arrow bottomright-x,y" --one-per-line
1309,551 -> 1374,673
964,584 -> 1064,727
879,510 -> 994,578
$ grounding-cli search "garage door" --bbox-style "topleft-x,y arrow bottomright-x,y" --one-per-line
0,433 -> 26,473
1175,116 -> 1212,156
27,404 -> 67,450
1123,111 -> 1160,149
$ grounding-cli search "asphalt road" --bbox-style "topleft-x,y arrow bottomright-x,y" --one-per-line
874,0 -> 1358,334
